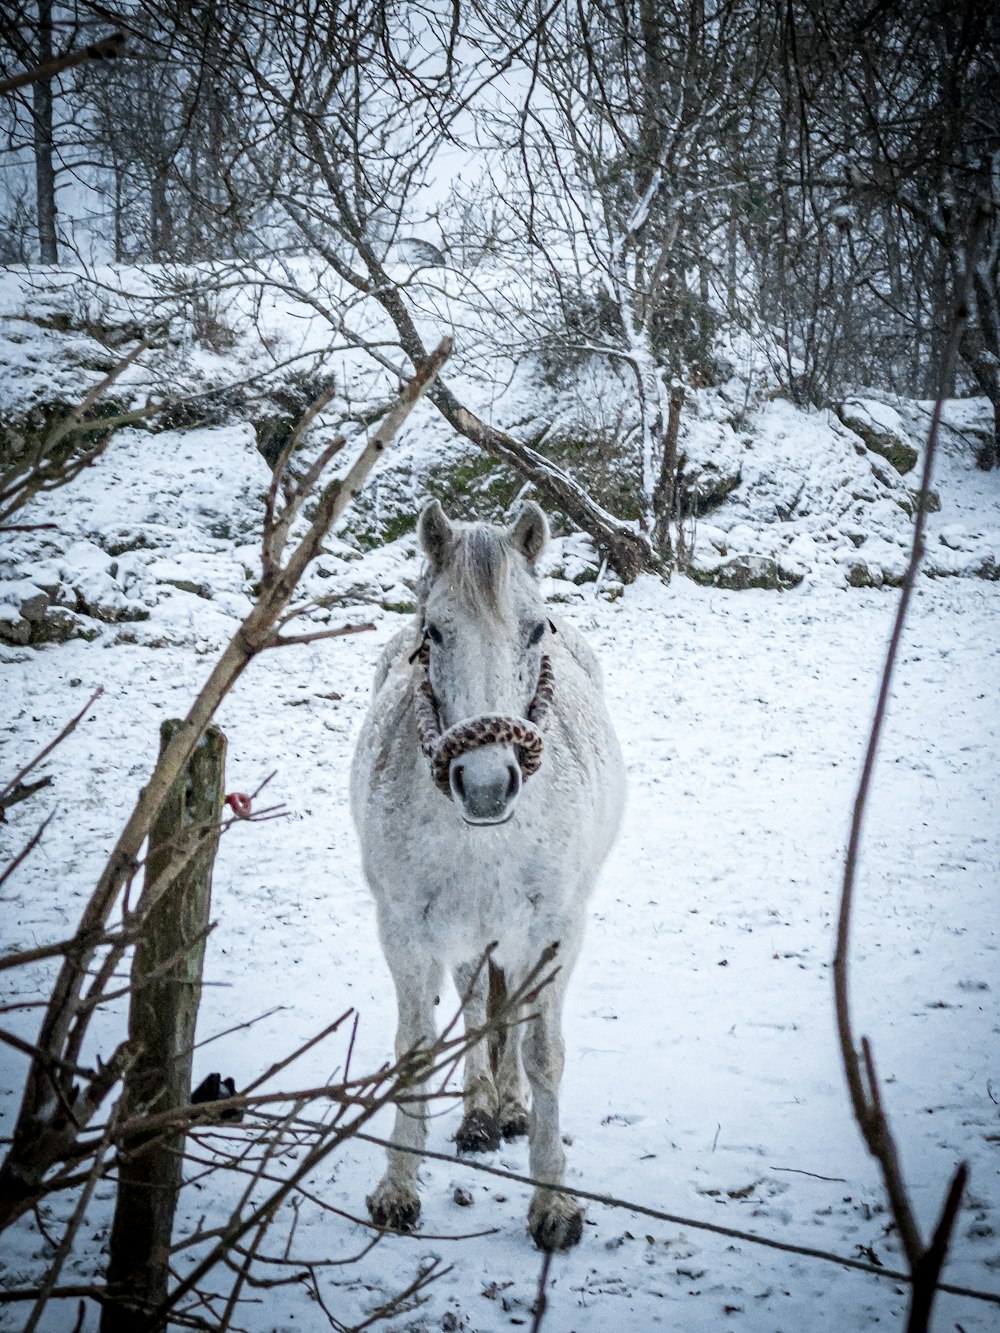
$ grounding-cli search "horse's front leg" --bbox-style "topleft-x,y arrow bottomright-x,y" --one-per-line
520,965 -> 585,1251
366,950 -> 442,1232
452,961 -> 501,1152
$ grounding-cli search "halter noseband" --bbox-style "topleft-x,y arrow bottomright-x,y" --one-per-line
411,635 -> 555,799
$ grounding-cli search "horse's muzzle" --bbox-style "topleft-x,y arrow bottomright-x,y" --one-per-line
449,745 -> 522,825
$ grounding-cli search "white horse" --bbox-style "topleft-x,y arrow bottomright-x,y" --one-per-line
350,500 -> 625,1250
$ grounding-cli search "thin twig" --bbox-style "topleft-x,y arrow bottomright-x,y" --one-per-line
832,204 -> 986,1324
1,688 -> 103,812
0,815 -> 54,891
529,1249 -> 554,1333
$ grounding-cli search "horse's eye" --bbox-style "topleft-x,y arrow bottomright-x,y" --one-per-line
425,623 -> 444,645
527,621 -> 546,647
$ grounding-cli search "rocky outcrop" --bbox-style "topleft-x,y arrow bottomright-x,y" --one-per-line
0,580 -> 102,645
838,398 -> 919,475
689,553 -> 804,592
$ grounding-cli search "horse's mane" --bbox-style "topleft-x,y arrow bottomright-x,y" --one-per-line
418,521 -> 530,618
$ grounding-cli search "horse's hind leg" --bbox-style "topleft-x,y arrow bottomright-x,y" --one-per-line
452,961 -> 500,1152
489,964 -> 529,1139
520,963 -> 585,1251
366,949 -> 442,1232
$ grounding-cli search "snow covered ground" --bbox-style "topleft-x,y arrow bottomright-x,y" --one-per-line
2,531 -> 999,1330
1,265 -> 999,1332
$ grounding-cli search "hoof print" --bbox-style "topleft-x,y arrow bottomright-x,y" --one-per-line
367,1185 -> 420,1233
456,1108 -> 501,1153
528,1193 -> 584,1252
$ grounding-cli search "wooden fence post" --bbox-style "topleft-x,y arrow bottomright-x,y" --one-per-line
101,721 -> 227,1332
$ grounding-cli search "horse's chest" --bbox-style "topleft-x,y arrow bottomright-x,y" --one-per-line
384,824 -> 571,962
417,876 -> 535,955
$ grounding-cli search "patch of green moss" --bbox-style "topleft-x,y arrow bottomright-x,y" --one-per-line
686,564 -> 717,588
342,424 -> 643,552
381,511 -> 419,544
424,451 -> 521,515
841,415 -> 919,475
346,507 -> 417,552
912,488 -> 941,514
542,433 -> 644,523
343,446 -> 522,551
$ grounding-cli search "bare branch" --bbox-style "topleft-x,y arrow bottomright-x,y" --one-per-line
832,204 -> 988,1327
0,33 -> 125,95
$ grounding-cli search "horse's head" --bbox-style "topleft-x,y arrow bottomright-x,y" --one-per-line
416,499 -> 551,826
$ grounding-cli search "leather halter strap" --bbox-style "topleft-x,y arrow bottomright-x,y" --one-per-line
412,640 -> 555,798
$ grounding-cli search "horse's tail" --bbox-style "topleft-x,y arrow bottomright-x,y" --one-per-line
487,958 -> 507,1078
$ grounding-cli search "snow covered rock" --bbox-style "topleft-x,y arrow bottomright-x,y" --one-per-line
0,575 -> 103,645
540,533 -> 602,585
844,558 -> 884,589
690,552 -> 803,591
837,398 -> 919,474
0,601 -> 31,645
677,414 -> 743,514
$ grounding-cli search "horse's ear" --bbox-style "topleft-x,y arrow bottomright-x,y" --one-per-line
418,499 -> 454,567
509,501 -> 549,565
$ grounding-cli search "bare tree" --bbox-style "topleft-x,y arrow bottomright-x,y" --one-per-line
0,335 -> 452,1238
739,0 -> 1000,455
474,0 -> 757,558
0,1 -> 60,261
171,0 -> 656,577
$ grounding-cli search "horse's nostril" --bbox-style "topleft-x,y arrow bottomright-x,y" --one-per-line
450,752 -> 521,823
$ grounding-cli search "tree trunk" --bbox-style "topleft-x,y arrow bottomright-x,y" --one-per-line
978,391 -> 1000,471
31,0 -> 57,264
150,171 -> 173,261
959,326 -> 1000,470
101,722 -> 226,1331
651,383 -> 686,559
113,161 -> 125,262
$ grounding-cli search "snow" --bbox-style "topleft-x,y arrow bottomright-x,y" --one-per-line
840,397 -> 910,441
2,259 -> 999,592
1,266 -> 999,1330
2,537 -> 999,1329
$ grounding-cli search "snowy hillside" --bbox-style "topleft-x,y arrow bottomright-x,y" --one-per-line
1,267 -> 998,655
1,262 -> 999,1333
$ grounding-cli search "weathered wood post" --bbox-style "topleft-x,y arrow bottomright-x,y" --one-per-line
102,721 -> 227,1332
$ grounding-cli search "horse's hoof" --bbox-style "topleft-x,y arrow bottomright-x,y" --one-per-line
499,1102 -> 529,1139
528,1190 -> 585,1251
455,1108 -> 501,1153
367,1179 -> 420,1232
